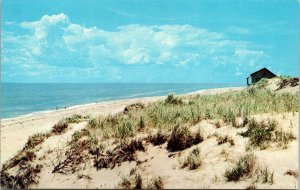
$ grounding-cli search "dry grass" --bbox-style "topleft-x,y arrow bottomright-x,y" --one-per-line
147,129 -> 168,146
276,77 -> 299,90
93,138 -> 145,170
23,133 -> 48,151
146,176 -> 164,189
51,120 -> 69,135
52,140 -> 89,174
1,162 -> 42,189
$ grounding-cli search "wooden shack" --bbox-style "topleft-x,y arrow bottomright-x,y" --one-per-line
246,68 -> 276,85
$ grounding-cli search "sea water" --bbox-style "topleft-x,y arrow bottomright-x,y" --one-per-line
1,83 -> 243,119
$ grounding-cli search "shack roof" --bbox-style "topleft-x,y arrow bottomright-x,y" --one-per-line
250,67 -> 276,77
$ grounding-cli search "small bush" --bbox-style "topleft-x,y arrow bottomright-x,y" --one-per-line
224,154 -> 256,182
180,147 -> 202,170
165,94 -> 183,105
167,125 -> 203,152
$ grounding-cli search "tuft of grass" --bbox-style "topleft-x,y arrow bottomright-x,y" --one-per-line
224,154 -> 256,182
274,130 -> 296,149
138,116 -> 145,130
255,78 -> 269,89
94,139 -> 145,170
167,125 -> 203,152
118,169 -> 143,189
216,135 -> 235,146
285,170 -> 298,178
240,119 -> 277,150
246,184 -> 256,189
180,147 -> 202,170
119,176 -> 131,189
165,94 -> 183,105
64,114 -> 85,124
23,133 -> 47,150
261,167 -> 274,184
114,120 -> 136,139
123,103 -> 145,114
254,167 -> 274,185
240,119 -> 296,150
147,130 -> 168,146
51,120 -> 69,135
146,176 -> 164,189
88,118 -> 98,128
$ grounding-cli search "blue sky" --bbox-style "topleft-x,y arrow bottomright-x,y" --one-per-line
2,0 -> 299,83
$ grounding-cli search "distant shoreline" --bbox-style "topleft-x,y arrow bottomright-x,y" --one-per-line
1,86 -> 245,122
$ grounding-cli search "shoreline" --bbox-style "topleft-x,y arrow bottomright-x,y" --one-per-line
0,86 -> 244,165
1,86 -> 245,122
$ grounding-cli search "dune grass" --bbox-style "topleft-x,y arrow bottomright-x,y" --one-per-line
180,147 -> 203,170
240,118 -> 296,150
85,87 -> 298,142
224,154 -> 257,182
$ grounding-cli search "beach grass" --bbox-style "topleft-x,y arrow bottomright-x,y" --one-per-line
84,86 -> 298,142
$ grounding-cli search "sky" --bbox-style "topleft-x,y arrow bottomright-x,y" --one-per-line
1,0 -> 299,83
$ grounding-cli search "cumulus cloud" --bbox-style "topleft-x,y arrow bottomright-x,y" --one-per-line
2,13 -> 266,82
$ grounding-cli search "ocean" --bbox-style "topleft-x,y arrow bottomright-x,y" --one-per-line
1,83 -> 244,119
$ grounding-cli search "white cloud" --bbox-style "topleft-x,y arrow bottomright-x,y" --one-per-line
3,13 -> 266,81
